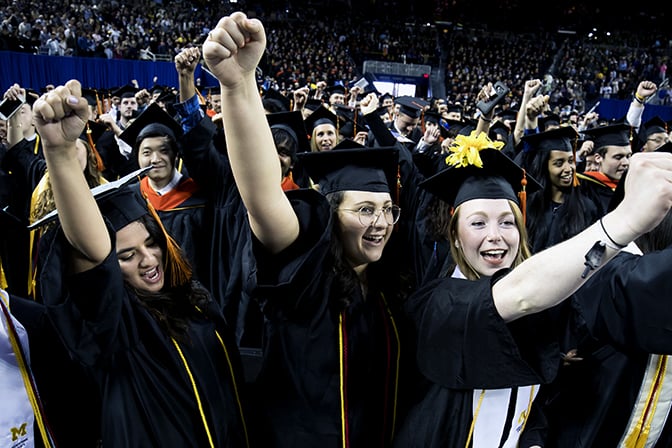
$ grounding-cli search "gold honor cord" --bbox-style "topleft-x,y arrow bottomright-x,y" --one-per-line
339,312 -> 348,448
381,293 -> 401,438
0,294 -> 54,447
171,338 -> 216,448
623,355 -> 668,448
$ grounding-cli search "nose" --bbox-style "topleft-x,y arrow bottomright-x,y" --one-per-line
486,224 -> 503,242
137,246 -> 158,267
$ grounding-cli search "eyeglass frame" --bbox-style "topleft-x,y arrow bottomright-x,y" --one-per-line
339,205 -> 401,227
647,136 -> 670,145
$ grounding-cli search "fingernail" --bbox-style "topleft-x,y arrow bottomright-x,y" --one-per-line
67,95 -> 78,104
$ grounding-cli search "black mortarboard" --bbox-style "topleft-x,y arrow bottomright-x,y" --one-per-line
24,88 -> 39,107
267,110 -> 310,155
488,121 -> 510,141
379,92 -> 394,103
395,96 -> 426,119
81,88 -> 100,107
521,126 -> 579,153
297,147 -> 399,196
333,104 -> 367,138
581,122 -> 632,150
28,166 -> 153,230
446,103 -> 463,114
150,84 -> 168,96
304,98 -> 324,112
538,113 -> 561,131
326,84 -> 346,96
112,84 -> 139,99
332,139 -> 367,151
497,108 -> 518,123
80,120 -> 108,144
419,146 -> 541,208
118,103 -> 183,148
639,116 -> 668,142
262,88 -> 291,112
350,72 -> 379,95
304,106 -> 340,133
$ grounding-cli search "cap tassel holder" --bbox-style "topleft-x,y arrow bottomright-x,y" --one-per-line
141,193 -> 192,288
518,169 -> 528,225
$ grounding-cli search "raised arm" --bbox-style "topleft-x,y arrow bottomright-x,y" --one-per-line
493,151 -> 672,321
33,80 -> 111,273
203,12 -> 299,254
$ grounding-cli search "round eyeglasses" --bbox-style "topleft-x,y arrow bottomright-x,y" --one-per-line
340,205 -> 401,227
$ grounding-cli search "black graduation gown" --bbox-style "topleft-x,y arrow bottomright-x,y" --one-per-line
130,178 -> 209,285
0,139 -> 46,297
96,129 -> 139,181
525,249 -> 672,447
244,189 -> 402,448
177,116 -> 260,351
37,226 -> 250,448
394,273 -> 559,447
576,172 -> 616,217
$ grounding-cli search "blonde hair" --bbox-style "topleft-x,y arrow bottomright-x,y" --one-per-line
448,199 -> 531,280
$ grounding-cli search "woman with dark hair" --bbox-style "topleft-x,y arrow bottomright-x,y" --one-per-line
205,14 -> 406,446
30,80 -> 251,448
521,126 -> 600,253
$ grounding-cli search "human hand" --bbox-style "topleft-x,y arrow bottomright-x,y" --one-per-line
636,80 -> 657,100
523,79 -> 542,99
3,83 -> 25,102
293,86 -> 309,109
135,88 -> 151,105
576,140 -> 593,159
617,152 -> 672,236
354,131 -> 368,146
175,46 -> 201,77
32,79 -> 89,151
359,92 -> 379,116
202,12 -> 266,90
423,126 -> 440,144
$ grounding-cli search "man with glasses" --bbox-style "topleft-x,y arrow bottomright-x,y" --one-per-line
637,116 -> 669,152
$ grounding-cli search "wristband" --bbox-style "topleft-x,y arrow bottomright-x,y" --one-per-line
599,217 -> 626,250
634,93 -> 646,104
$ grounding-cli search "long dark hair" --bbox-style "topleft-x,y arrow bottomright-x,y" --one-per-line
525,149 -> 595,253
131,215 -> 211,342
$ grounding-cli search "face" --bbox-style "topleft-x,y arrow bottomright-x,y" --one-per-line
116,221 -> 164,293
445,110 -> 461,121
547,150 -> 575,189
119,97 -> 138,121
210,94 -> 222,113
585,153 -> 600,172
137,136 -> 176,187
382,98 -> 394,111
329,93 -> 345,106
598,145 -> 631,180
336,191 -> 394,274
643,132 -> 669,152
18,103 -> 34,131
395,113 -> 419,136
277,151 -> 293,178
313,124 -> 337,152
455,199 -> 520,277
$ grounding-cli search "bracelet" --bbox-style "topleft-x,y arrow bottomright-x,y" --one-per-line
634,93 -> 646,104
599,217 -> 626,250
480,116 -> 492,122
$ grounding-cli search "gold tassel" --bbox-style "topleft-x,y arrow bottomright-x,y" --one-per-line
140,193 -> 192,287
95,90 -> 103,116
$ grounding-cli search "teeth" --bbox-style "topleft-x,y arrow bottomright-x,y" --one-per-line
483,250 -> 505,255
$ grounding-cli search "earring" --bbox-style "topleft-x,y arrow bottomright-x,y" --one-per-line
454,240 -> 460,248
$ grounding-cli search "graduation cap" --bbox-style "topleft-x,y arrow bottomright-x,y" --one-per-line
638,116 -> 669,145
419,132 -> 541,214
326,84 -> 347,96
304,98 -> 324,113
395,96 -> 427,119
304,105 -> 341,133
332,138 -> 367,151
350,72 -> 379,95
118,103 -> 183,148
24,88 -> 40,107
80,120 -> 108,144
446,103 -> 463,115
28,166 -> 153,230
262,88 -> 291,112
267,110 -> 310,157
297,147 -> 399,196
581,122 -> 632,150
538,113 -> 561,131
379,92 -> 394,103
112,84 -> 139,99
521,126 -> 579,153
81,88 -> 100,107
488,120 -> 510,141
332,104 -> 367,138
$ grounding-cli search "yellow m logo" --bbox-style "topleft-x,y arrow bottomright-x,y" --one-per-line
10,422 -> 28,441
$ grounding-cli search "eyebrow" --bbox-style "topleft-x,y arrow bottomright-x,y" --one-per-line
117,235 -> 153,255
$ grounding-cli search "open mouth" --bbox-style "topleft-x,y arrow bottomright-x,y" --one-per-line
481,249 -> 506,261
363,234 -> 384,244
142,267 -> 161,282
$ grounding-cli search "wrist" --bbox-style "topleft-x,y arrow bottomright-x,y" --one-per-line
634,93 -> 646,104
